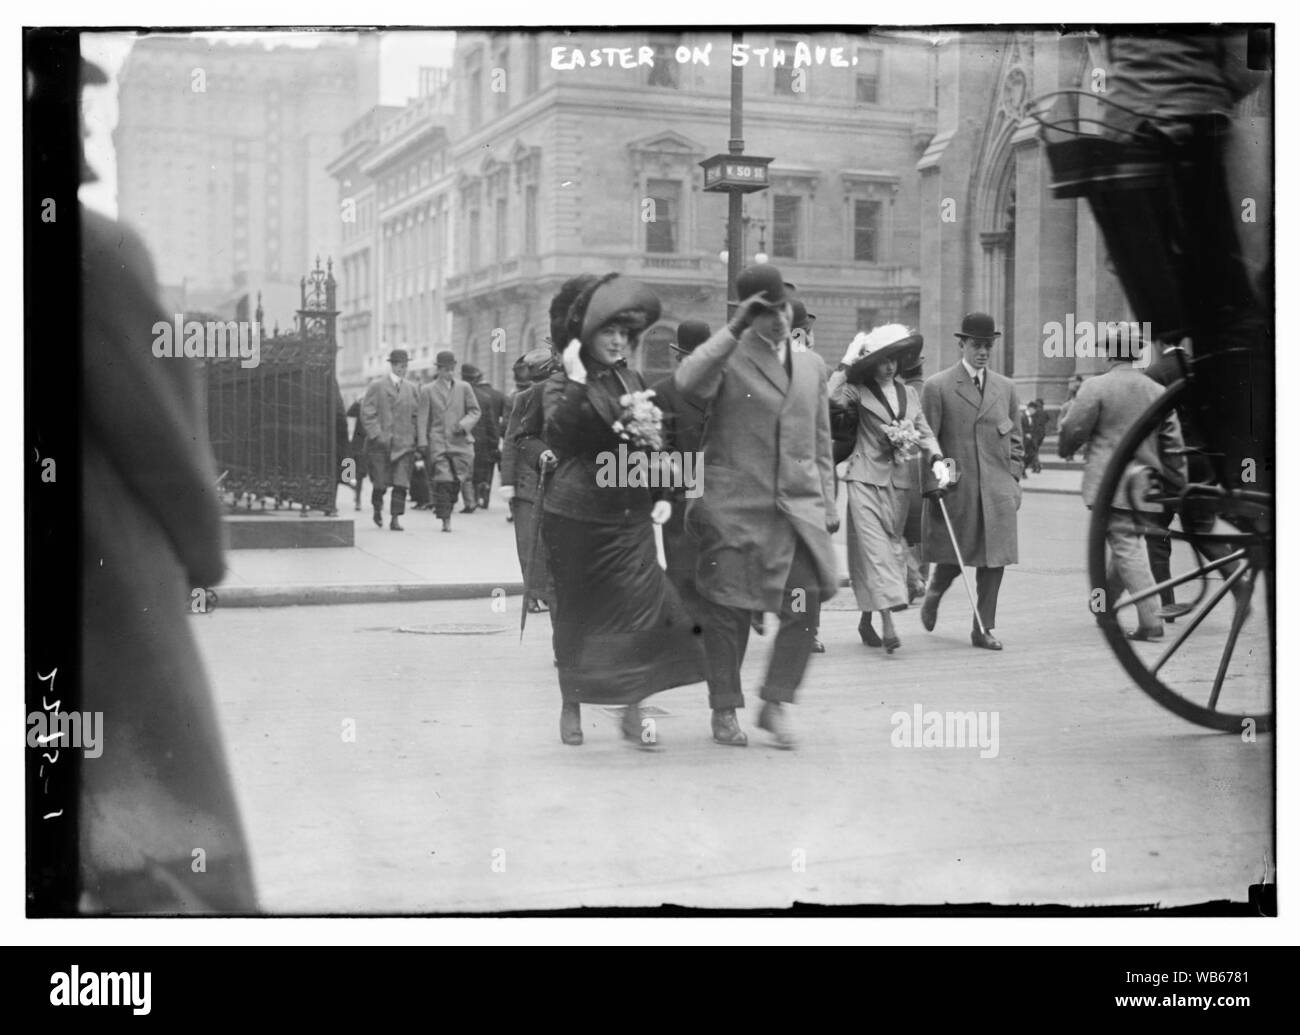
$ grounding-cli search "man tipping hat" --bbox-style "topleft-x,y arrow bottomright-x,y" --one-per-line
675,265 -> 840,749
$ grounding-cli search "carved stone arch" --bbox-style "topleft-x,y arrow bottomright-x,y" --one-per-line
971,32 -> 1031,376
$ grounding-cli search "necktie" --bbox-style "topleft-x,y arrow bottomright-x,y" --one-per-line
977,371 -> 985,396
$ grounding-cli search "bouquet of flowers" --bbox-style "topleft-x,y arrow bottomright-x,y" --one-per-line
612,389 -> 664,450
882,418 -> 924,461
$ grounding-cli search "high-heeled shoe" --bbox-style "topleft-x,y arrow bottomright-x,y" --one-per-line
560,703 -> 582,745
858,612 -> 882,648
882,634 -> 901,654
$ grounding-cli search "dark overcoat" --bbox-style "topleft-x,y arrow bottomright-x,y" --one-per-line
80,206 -> 256,912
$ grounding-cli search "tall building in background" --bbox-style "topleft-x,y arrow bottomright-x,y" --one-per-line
114,34 -> 374,322
441,30 -> 935,388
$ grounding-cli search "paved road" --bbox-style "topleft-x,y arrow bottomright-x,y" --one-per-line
194,493 -> 1272,913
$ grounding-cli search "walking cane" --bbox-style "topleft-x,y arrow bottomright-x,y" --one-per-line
925,459 -> 988,638
520,464 -> 550,641
933,492 -> 989,638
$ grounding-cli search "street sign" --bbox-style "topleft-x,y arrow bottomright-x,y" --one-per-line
700,153 -> 774,194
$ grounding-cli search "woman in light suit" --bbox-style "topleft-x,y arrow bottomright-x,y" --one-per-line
830,326 -> 946,653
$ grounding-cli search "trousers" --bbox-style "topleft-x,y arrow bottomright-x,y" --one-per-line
928,563 -> 1004,631
695,537 -> 822,709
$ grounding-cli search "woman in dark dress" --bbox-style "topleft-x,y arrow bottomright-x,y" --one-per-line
541,274 -> 706,747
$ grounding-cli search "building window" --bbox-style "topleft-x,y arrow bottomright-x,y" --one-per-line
495,197 -> 508,262
856,48 -> 882,104
469,208 -> 481,268
524,185 -> 538,256
773,194 -> 800,260
774,37 -> 799,95
645,178 -> 680,253
857,307 -> 881,331
854,199 -> 881,262
648,43 -> 678,88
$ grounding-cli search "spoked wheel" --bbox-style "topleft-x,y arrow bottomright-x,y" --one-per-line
1087,372 -> 1273,733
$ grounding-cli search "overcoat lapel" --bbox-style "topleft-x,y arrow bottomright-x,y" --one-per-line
953,364 -> 983,411
745,338 -> 789,394
976,375 -> 1002,420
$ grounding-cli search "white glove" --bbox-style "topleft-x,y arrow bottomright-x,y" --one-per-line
562,338 -> 587,385
932,458 -> 952,489
841,332 -> 870,367
651,500 -> 672,525
500,485 -> 515,503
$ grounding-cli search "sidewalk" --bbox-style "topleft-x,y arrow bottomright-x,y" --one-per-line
218,470 -> 1083,607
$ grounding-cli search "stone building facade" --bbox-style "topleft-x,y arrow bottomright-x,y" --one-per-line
439,30 -> 937,388
916,28 -> 1271,407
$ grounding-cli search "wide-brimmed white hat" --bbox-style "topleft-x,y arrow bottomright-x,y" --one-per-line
845,324 -> 924,383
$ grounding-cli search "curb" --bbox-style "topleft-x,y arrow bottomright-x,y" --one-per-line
215,577 -> 861,609
217,580 -> 525,608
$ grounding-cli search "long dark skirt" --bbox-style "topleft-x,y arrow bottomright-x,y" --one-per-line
543,511 -> 706,705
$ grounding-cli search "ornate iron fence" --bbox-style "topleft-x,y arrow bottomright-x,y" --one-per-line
205,259 -> 342,514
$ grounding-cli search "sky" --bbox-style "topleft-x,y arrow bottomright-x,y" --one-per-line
79,29 -> 457,218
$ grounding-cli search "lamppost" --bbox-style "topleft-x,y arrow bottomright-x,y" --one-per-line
701,31 -> 772,319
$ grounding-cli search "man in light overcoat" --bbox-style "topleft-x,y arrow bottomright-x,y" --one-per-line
920,312 -> 1023,650
362,347 -> 421,531
418,350 -> 481,532
676,265 -> 840,749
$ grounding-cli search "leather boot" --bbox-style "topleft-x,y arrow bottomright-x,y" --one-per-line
711,708 -> 748,746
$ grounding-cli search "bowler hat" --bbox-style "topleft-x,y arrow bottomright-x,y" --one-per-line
671,319 -> 712,356
735,264 -> 790,309
520,347 -> 559,384
954,312 -> 1001,341
387,348 -> 410,364
435,350 -> 457,368
791,299 -> 816,330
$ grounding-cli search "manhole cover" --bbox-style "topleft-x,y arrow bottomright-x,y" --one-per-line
395,623 -> 509,635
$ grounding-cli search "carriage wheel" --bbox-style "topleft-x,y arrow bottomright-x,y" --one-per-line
1087,373 -> 1273,733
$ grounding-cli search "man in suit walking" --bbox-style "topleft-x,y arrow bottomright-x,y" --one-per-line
361,348 -> 420,531
418,350 -> 481,532
1058,332 -> 1187,639
920,312 -> 1023,650
676,265 -> 840,749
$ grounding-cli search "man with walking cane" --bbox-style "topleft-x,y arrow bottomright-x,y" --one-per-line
919,313 -> 1024,650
